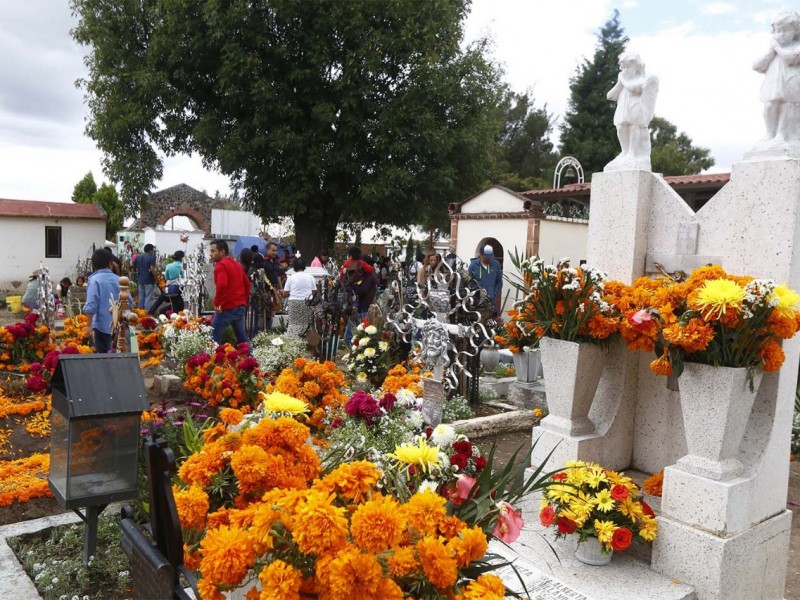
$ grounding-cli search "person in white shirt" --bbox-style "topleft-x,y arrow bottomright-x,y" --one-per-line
281,258 -> 317,336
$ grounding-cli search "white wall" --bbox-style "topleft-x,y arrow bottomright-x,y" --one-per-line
0,217 -> 105,294
142,229 -> 207,259
211,209 -> 261,236
460,187 -> 526,214
537,218 -> 589,265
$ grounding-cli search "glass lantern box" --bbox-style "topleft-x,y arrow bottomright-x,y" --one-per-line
48,353 -> 148,509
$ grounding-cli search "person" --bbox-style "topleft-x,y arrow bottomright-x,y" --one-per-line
417,253 -> 441,288
105,247 -> 123,276
134,243 -> 157,309
339,246 -> 375,281
408,251 -> 425,283
56,277 -> 72,300
378,257 -> 390,291
262,241 -> 283,329
754,12 -> 800,142
209,240 -> 251,346
605,51 -> 658,171
281,258 -> 316,336
148,251 -> 185,316
311,249 -> 331,269
21,273 -> 40,310
76,276 -> 87,287
250,244 -> 266,270
344,261 -> 378,346
468,244 -> 503,315
83,249 -> 120,354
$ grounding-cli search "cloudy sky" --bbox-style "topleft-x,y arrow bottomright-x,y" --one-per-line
0,0 -> 792,204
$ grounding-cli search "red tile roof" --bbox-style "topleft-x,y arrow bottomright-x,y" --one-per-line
0,199 -> 106,219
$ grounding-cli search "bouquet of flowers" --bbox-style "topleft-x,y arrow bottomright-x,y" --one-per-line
606,265 -> 800,377
183,343 -> 264,408
160,312 -> 215,369
540,460 -> 657,553
251,330 -> 306,376
504,252 -> 619,345
0,313 -> 56,370
346,319 -> 390,386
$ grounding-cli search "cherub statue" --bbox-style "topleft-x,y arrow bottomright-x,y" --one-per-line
604,51 -> 659,172
748,12 -> 800,156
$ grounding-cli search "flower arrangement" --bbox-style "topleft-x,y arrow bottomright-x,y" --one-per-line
494,304 -> 542,353
607,265 -> 800,377
268,358 -> 348,434
504,253 -> 619,345
183,343 -> 264,409
540,460 -> 658,554
0,453 -> 52,507
25,345 -> 91,394
159,316 -> 215,372
251,331 -> 307,376
346,319 -> 390,386
58,315 -> 90,348
381,363 -> 423,396
0,313 -> 56,371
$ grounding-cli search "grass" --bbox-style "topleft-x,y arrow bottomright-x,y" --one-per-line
8,514 -> 132,600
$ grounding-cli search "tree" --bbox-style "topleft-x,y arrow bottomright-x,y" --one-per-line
559,11 -> 628,177
72,172 -> 97,204
493,92 -> 557,191
71,0 -> 506,260
72,172 -> 124,239
649,117 -> 714,175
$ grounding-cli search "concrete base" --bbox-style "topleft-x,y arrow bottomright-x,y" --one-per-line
153,373 -> 185,397
652,510 -> 791,600
506,380 -> 546,409
479,376 -> 516,398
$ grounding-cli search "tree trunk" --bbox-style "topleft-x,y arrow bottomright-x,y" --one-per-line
293,210 -> 340,265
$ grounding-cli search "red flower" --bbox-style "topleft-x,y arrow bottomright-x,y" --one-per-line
551,472 -> 567,482
642,501 -> 655,518
452,440 -> 473,457
450,453 -> 468,470
556,517 -> 577,534
626,309 -> 653,333
539,505 -> 556,527
610,484 -> 629,501
474,456 -> 487,471
237,357 -> 259,372
610,527 -> 633,551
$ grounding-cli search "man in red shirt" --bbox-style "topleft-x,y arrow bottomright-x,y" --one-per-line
210,240 -> 251,346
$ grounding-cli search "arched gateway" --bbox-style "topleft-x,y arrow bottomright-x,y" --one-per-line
137,184 -> 226,235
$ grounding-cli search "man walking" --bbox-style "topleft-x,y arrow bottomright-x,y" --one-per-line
83,249 -> 120,353
210,240 -> 251,346
134,243 -> 157,309
468,244 -> 503,315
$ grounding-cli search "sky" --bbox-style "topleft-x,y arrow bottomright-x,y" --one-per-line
0,0 -> 793,205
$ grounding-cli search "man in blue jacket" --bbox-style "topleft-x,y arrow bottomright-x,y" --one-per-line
468,244 -> 503,315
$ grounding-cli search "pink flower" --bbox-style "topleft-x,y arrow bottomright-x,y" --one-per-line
626,309 -> 653,332
453,474 -> 478,505
492,501 -> 524,543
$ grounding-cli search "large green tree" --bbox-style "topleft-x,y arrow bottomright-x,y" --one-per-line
72,172 -> 124,239
71,0 -> 505,259
492,92 -> 557,191
559,11 -> 627,176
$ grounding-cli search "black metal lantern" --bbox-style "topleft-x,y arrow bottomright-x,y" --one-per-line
47,353 -> 148,560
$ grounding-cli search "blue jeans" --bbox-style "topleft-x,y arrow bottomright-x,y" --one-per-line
138,283 -> 155,309
94,330 -> 113,354
211,306 -> 250,346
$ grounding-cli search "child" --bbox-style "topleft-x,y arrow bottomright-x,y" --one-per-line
83,249 -> 120,353
754,11 -> 800,142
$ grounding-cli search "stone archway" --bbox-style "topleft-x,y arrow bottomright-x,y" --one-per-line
475,237 -> 504,265
137,184 -> 226,235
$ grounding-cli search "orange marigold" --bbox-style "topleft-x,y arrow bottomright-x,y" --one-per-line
402,490 -> 447,538
314,460 -> 381,503
386,546 -> 419,577
199,525 -> 256,587
462,574 -> 506,600
761,339 -> 786,372
643,470 -> 664,497
438,515 -> 467,539
292,492 -> 349,555
173,484 -> 209,531
768,311 -> 798,339
325,546 -> 404,600
662,319 -> 714,354
447,525 -> 488,568
219,407 -> 244,426
258,560 -> 303,600
649,354 -> 673,377
415,536 -> 458,589
351,494 -> 405,552
230,445 -> 270,493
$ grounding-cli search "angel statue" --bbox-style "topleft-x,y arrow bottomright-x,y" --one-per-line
605,51 -> 659,172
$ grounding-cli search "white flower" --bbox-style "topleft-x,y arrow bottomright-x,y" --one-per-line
359,337 -> 370,347
357,323 -> 364,331
395,388 -> 420,408
170,312 -> 180,320
357,372 -> 368,382
365,325 -> 377,335
158,314 -> 168,323
406,411 -> 424,428
418,480 -> 439,494
430,424 -> 457,447
271,337 -> 284,346
378,341 -> 389,351
364,347 -> 376,357
352,344 -> 359,350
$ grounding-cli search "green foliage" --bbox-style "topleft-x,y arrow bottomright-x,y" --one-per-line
493,92 -> 557,191
650,116 -> 715,175
71,0 -> 506,258
9,516 -> 130,600
72,172 -> 124,238
559,11 -> 628,177
71,171 -> 97,204
405,237 -> 414,265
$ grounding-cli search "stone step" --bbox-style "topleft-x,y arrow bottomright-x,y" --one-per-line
496,497 -> 696,600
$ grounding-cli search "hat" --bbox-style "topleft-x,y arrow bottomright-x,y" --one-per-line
483,245 -> 494,257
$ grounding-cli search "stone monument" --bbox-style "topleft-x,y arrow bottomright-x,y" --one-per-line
604,51 -> 659,172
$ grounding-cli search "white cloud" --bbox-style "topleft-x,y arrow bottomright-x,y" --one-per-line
700,2 -> 736,16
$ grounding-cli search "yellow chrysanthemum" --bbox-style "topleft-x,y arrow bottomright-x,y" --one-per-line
462,574 -> 506,600
770,284 -> 800,317
351,495 -> 406,552
260,391 -> 309,415
639,516 -> 659,542
689,279 -> 746,319
387,438 -> 440,472
593,488 -> 615,512
593,520 -> 616,544
258,560 -> 303,600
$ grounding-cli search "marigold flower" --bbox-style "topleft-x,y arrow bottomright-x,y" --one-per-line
199,525 -> 256,586
642,470 -> 664,496
402,490 -> 447,537
649,353 -> 673,376
447,525 -> 488,568
258,560 -> 303,600
761,339 -> 786,371
292,492 -> 348,555
662,319 -> 714,354
314,460 -> 381,503
462,574 -> 506,600
416,536 -> 458,589
387,546 -> 418,577
351,494 -> 405,552
326,546 -> 404,600
173,484 -> 209,531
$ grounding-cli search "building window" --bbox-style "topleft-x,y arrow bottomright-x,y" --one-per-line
45,226 -> 62,258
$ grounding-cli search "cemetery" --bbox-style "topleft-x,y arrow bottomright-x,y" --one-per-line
3,3 -> 800,600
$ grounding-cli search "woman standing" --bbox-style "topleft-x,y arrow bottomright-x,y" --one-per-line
281,259 -> 316,336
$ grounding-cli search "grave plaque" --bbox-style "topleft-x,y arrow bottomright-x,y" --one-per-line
422,376 -> 446,426
488,542 -> 588,600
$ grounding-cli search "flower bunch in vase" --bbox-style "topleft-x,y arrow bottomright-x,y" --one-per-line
504,252 -> 619,345
606,265 -> 800,378
540,460 -> 657,561
182,343 -> 264,408
346,319 -> 390,386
